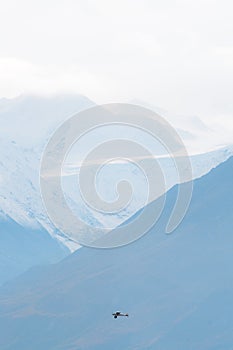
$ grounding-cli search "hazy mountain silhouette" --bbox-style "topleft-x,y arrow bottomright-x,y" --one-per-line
0,142 -> 232,349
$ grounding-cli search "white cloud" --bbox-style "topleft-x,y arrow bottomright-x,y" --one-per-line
0,58 -> 108,99
0,0 -> 233,129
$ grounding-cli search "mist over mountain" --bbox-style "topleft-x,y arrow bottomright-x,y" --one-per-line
0,95 -> 95,283
0,94 -> 232,246
0,94 -> 95,147
0,156 -> 232,349
0,94 -> 232,286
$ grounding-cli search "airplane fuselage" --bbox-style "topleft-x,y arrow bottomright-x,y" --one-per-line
112,312 -> 129,318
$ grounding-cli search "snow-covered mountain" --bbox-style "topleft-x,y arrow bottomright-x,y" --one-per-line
0,94 -> 96,249
62,145 -> 233,230
0,94 -> 95,147
0,94 -> 232,250
0,95 -> 95,283
0,156 -> 232,349
130,98 -> 230,154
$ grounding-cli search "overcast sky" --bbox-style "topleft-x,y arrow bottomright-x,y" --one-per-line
0,0 -> 233,132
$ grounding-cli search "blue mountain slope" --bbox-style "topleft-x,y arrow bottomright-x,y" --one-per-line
0,218 -> 69,285
0,157 -> 232,349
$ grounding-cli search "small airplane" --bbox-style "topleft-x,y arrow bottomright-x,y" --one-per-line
112,311 -> 129,319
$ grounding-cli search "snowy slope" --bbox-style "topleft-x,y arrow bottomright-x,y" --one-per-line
0,156 -> 232,349
62,145 -> 233,229
0,94 -> 95,147
0,94 -> 96,250
0,94 -> 232,250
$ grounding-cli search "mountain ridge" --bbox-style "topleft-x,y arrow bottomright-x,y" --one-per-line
0,155 -> 232,349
